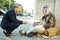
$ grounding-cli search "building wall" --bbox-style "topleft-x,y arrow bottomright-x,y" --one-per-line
55,0 -> 60,34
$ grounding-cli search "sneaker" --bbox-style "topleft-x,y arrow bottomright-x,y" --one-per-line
19,30 -> 26,35
27,32 -> 37,37
3,31 -> 11,37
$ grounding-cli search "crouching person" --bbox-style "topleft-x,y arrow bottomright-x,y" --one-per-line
1,4 -> 27,37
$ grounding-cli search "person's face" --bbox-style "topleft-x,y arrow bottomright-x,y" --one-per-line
15,6 -> 21,13
42,9 -> 47,15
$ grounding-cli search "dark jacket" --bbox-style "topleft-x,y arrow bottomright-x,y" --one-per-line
42,13 -> 56,29
1,9 -> 23,29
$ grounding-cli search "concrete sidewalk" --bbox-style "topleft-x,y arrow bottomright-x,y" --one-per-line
0,27 -> 60,40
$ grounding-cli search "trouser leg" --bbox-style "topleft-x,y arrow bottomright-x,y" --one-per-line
2,23 -> 20,34
6,24 -> 19,34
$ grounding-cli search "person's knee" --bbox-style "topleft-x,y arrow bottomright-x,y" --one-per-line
37,26 -> 45,34
15,24 -> 19,28
13,24 -> 19,28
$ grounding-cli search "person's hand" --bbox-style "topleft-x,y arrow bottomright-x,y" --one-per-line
23,21 -> 27,24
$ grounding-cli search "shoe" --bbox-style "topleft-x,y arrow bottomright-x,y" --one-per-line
3,31 -> 11,37
27,32 -> 38,37
19,30 -> 26,35
27,32 -> 34,37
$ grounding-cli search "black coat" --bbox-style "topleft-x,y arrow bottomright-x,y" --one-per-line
1,9 -> 23,29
